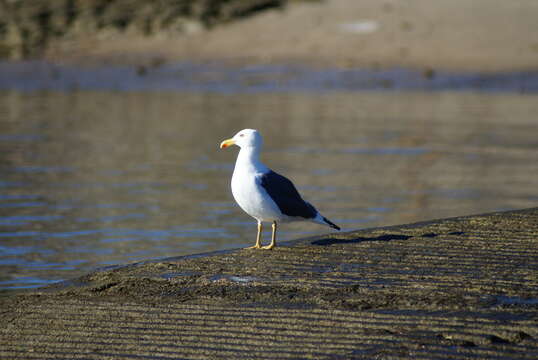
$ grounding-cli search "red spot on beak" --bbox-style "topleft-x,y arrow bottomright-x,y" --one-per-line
220,139 -> 235,149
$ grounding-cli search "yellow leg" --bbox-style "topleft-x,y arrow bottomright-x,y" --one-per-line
246,221 -> 262,249
262,221 -> 277,250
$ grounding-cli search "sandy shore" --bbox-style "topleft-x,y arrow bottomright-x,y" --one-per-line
45,0 -> 538,71
2,208 -> 537,358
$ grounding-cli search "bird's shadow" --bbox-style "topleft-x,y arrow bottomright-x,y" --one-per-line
311,233 -> 413,246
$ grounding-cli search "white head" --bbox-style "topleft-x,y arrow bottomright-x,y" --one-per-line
220,129 -> 263,150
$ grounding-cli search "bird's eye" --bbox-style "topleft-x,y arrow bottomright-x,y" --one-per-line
239,134 -> 245,137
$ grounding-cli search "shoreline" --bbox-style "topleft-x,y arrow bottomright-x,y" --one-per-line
3,0 -> 538,72
2,207 -> 537,358
2,60 -> 538,93
43,206 -> 538,294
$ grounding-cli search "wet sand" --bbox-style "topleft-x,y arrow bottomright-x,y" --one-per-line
2,208 -> 537,358
45,0 -> 538,71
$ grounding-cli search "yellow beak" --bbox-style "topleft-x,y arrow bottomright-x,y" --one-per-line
220,138 -> 235,149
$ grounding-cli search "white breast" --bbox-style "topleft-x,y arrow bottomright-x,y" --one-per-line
231,169 -> 282,222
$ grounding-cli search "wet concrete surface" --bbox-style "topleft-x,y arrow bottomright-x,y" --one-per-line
1,208 -> 538,359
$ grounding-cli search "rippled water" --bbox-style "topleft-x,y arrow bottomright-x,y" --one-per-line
1,65 -> 537,290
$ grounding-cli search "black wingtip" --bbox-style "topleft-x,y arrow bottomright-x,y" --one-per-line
323,217 -> 341,231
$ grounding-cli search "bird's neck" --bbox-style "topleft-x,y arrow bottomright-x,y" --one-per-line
235,146 -> 268,174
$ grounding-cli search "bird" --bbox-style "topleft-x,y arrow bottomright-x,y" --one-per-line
220,129 -> 340,250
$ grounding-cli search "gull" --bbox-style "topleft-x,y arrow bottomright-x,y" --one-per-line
220,129 -> 340,250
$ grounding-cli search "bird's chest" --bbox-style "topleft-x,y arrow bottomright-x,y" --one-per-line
231,172 -> 263,210
231,171 -> 279,220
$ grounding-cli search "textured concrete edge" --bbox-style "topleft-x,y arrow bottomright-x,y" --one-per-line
9,206 -> 533,296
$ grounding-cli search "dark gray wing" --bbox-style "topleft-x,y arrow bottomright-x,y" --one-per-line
259,170 -> 317,219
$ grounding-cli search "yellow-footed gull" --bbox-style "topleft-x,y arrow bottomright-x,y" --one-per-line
220,129 -> 340,250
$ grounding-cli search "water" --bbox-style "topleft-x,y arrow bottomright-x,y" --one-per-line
1,64 -> 537,290
2,61 -> 538,93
